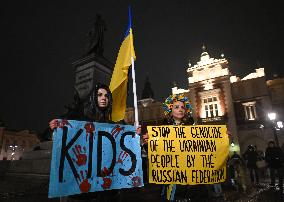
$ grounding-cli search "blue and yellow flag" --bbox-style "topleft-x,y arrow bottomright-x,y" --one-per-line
109,7 -> 136,122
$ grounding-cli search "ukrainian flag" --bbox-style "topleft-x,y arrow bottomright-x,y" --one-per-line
109,7 -> 136,122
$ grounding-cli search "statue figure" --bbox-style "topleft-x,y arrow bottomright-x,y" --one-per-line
85,14 -> 107,56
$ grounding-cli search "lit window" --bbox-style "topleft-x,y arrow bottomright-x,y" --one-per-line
242,102 -> 257,120
199,89 -> 223,119
214,104 -> 218,116
203,96 -> 219,118
205,105 -> 209,117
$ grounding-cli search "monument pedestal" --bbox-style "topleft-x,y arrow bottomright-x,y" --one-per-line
0,141 -> 55,201
73,53 -> 113,100
0,141 -> 52,175
21,141 -> 52,160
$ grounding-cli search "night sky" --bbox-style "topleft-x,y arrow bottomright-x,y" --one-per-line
1,0 -> 284,132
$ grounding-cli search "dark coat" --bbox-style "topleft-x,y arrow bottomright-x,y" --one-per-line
243,149 -> 258,169
265,146 -> 284,169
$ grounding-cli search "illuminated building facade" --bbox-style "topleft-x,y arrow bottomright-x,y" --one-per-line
176,47 -> 284,153
125,47 -> 284,153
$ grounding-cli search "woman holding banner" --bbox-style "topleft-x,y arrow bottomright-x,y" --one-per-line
161,94 -> 198,202
143,93 -> 198,201
49,83 -> 121,202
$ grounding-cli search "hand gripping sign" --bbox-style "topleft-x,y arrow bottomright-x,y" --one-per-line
147,125 -> 229,185
49,120 -> 143,198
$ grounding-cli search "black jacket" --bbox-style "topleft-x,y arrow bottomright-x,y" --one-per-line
265,146 -> 284,169
243,150 -> 258,169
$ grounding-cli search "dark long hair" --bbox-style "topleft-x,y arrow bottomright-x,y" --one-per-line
88,83 -> 112,122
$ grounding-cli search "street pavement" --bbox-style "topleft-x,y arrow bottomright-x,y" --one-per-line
0,179 -> 283,202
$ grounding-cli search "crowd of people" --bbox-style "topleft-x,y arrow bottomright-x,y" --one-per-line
228,142 -> 284,194
49,82 -> 284,201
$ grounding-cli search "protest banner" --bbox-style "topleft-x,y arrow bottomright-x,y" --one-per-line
147,125 -> 229,185
49,120 -> 143,198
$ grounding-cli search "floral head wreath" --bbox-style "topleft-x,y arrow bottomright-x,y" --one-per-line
163,93 -> 193,116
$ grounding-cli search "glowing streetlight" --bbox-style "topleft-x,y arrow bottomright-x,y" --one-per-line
9,144 -> 18,160
267,112 -> 279,146
268,112 -> 276,121
277,121 -> 283,129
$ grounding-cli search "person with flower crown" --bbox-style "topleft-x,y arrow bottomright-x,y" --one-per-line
162,94 -> 194,201
162,93 -> 194,126
142,93 -> 198,201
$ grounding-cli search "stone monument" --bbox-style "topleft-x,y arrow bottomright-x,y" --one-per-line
74,14 -> 113,103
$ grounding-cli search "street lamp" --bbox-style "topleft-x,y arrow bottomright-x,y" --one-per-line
277,121 -> 283,129
268,112 -> 276,121
9,145 -> 18,160
267,112 -> 279,146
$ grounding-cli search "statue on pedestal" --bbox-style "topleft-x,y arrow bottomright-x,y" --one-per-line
85,14 -> 107,56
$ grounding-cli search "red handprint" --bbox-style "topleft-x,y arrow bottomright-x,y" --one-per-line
84,122 -> 95,141
72,144 -> 87,166
101,166 -> 113,177
101,177 -> 112,190
77,170 -> 91,193
117,151 -> 128,165
111,125 -> 125,138
58,119 -> 72,128
131,176 -> 142,187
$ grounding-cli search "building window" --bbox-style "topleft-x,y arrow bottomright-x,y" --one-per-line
242,102 -> 257,120
203,96 -> 219,118
199,89 -> 223,119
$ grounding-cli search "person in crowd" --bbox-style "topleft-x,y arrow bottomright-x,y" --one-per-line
243,145 -> 259,184
243,145 -> 259,185
254,146 -> 267,179
265,141 -> 284,193
231,151 -> 242,163
230,151 -> 243,180
229,151 -> 246,192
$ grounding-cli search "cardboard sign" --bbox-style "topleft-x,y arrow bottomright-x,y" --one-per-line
49,120 -> 143,198
147,125 -> 229,185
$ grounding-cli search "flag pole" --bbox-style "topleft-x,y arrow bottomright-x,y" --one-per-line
129,6 -> 139,127
131,57 -> 139,127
